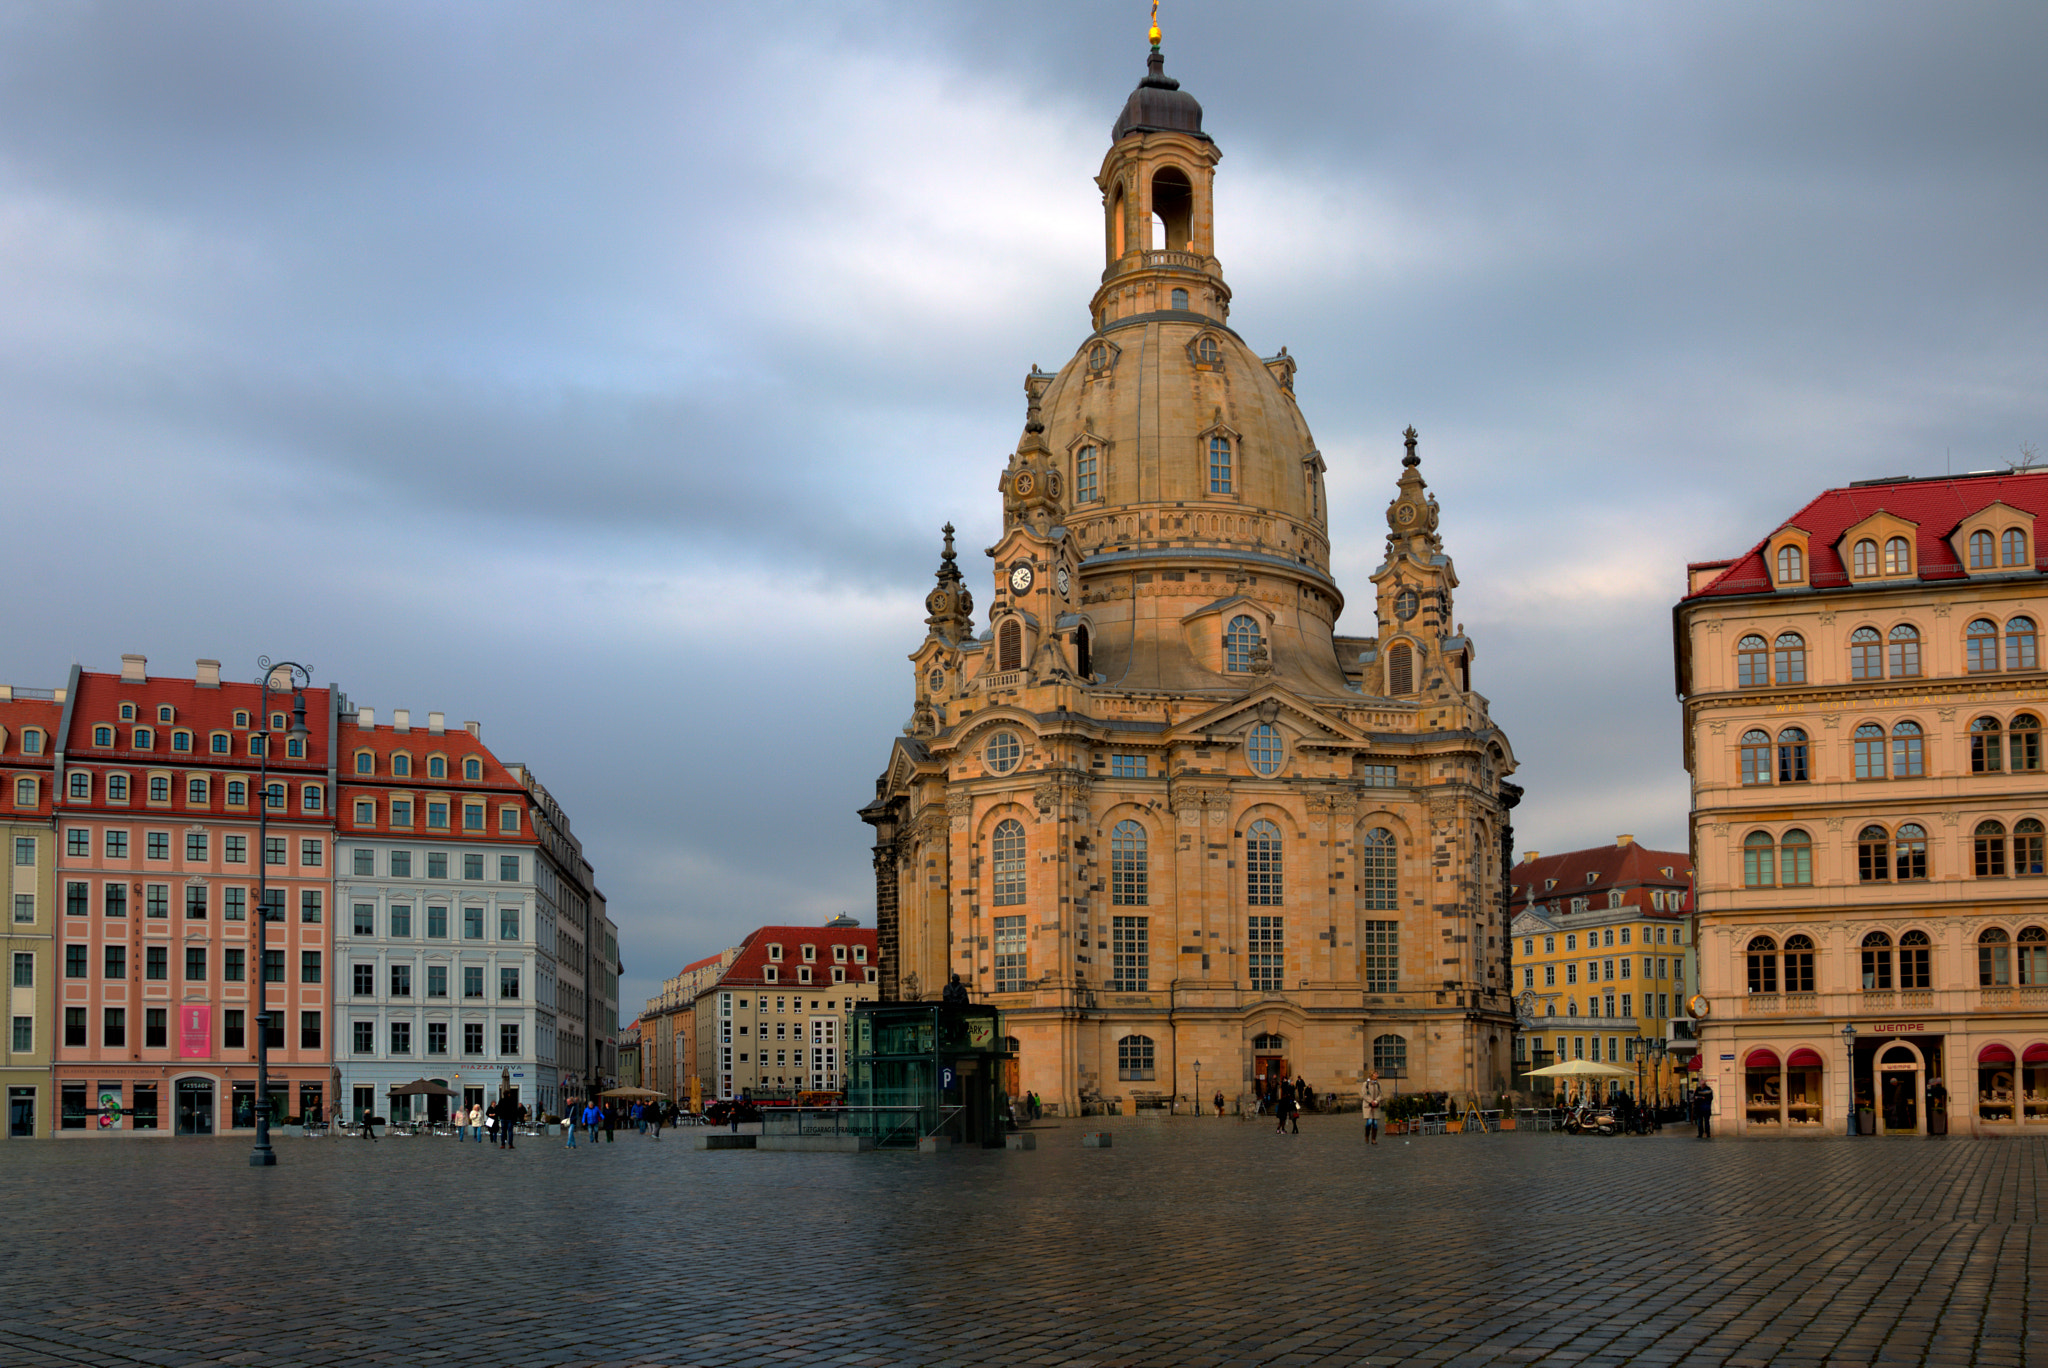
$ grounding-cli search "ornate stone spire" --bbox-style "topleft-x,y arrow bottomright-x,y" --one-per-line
1001,369 -> 1066,535
1386,424 -> 1441,550
922,523 -> 975,645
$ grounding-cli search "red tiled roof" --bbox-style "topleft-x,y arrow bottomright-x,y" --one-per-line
712,925 -> 879,991
66,669 -> 335,768
1,697 -> 61,817
337,715 -> 530,841
1687,470 -> 2048,599
1508,841 -> 1692,911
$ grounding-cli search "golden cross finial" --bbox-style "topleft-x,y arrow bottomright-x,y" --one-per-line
1149,1 -> 1160,49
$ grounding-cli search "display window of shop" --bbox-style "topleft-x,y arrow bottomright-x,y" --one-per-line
1744,1047 -> 1783,1129
1979,1043 -> 2018,1123
1784,1048 -> 1825,1128
2024,1043 -> 2048,1124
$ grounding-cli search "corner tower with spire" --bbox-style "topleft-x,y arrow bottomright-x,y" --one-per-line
862,32 -> 1519,1118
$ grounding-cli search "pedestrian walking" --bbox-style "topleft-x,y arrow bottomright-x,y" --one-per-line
604,1103 -> 617,1143
565,1106 -> 578,1147
1213,1089 -> 1225,1118
469,1102 -> 483,1143
651,1102 -> 665,1141
501,1100 -> 517,1149
585,1100 -> 602,1145
1361,1071 -> 1384,1146
1692,1080 -> 1714,1139
1275,1079 -> 1293,1134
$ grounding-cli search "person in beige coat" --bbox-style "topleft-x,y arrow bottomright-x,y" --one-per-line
1361,1073 -> 1385,1146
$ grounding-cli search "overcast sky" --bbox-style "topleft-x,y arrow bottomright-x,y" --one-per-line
5,2 -> 2044,1013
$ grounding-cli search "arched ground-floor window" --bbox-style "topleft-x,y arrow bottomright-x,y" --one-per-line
1979,1043 -> 2017,1123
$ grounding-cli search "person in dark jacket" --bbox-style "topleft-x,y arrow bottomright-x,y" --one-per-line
1692,1081 -> 1714,1139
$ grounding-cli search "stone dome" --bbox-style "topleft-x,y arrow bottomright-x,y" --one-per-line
1035,313 -> 1329,580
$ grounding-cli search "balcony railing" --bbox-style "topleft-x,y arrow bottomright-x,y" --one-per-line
1101,248 -> 1210,281
975,670 -> 1025,692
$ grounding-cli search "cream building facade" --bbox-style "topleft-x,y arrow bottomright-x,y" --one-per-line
2,689 -> 60,1137
1679,469 -> 2048,1136
862,45 -> 1521,1116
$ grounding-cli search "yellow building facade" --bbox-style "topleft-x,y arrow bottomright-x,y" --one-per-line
862,45 -> 1521,1116
1508,840 -> 1695,1105
2,690 -> 59,1138
1679,469 -> 2048,1136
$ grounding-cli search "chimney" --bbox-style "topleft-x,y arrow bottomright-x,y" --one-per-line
120,654 -> 147,682
465,721 -> 481,739
428,712 -> 445,734
194,659 -> 222,689
1616,834 -> 1635,847
393,709 -> 410,733
1522,851 -> 1540,864
358,707 -> 376,729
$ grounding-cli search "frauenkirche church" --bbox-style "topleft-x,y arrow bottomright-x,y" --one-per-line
862,37 -> 1521,1114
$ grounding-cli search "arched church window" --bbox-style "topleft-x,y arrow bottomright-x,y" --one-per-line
990,819 -> 1027,907
1117,1035 -> 1155,1080
1208,435 -> 1232,493
1170,287 -> 1189,310
1224,616 -> 1261,672
1246,819 -> 1282,906
1360,827 -> 1397,911
1111,819 -> 1147,906
1387,643 -> 1413,695
998,620 -> 1022,671
1075,445 -> 1098,503
1074,625 -> 1092,680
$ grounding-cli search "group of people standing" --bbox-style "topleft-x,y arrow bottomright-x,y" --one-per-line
565,1098 -> 684,1146
448,1098 -> 526,1147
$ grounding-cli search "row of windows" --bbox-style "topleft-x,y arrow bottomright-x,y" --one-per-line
88,725 -> 311,760
1524,925 -> 1686,955
63,1007 -> 322,1052
1740,819 -> 2048,886
64,772 -> 324,811
1740,715 -> 2047,784
352,1020 -> 521,1056
348,848 -> 520,881
66,828 -> 323,867
349,902 -> 519,940
63,880 -> 321,922
1533,992 -> 1675,1020
1735,619 -> 2037,688
990,818 -> 1400,910
1745,931 -> 1931,993
65,944 -> 319,983
985,914 -> 1398,995
349,797 -> 516,834
351,750 -> 485,781
760,963 -> 870,985
1532,956 -> 1684,986
114,702 -> 283,729
1777,531 -> 2034,587
354,962 -> 519,998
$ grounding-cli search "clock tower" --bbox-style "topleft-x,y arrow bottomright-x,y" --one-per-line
862,34 -> 1520,1118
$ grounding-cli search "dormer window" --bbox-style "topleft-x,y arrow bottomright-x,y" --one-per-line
1225,615 -> 1262,672
834,944 -> 848,962
156,705 -> 173,723
1585,872 -> 1598,884
233,711 -> 249,729
285,737 -> 305,759
171,730 -> 191,753
210,732 -> 229,755
768,943 -> 782,961
269,712 -> 286,731
1075,445 -> 1099,503
854,945 -> 868,963
119,703 -> 136,721
1775,544 -> 1803,584
1196,336 -> 1219,365
2005,528 -> 2030,567
464,757 -> 482,781
392,754 -> 411,778
428,755 -> 446,779
133,728 -> 153,750
1208,435 -> 1232,493
20,729 -> 41,755
1853,539 -> 1878,576
355,752 -> 373,775
802,944 -> 817,962
93,726 -> 114,747
1971,530 -> 1997,570
764,965 -> 778,983
1544,879 -> 1557,891
1885,537 -> 1911,575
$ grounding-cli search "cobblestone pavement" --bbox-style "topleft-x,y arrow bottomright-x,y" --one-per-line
3,1117 -> 2046,1367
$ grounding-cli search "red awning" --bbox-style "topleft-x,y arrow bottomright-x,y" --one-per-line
2025,1043 -> 2048,1064
1786,1047 -> 1824,1068
1979,1043 -> 2017,1065
1684,1056 -> 1702,1071
1745,1047 -> 1780,1068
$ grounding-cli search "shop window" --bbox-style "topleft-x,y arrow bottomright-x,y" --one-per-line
1744,1047 -> 1782,1130
2025,1043 -> 2048,1125
1980,1043 -> 2017,1123
1785,1047 -> 1825,1129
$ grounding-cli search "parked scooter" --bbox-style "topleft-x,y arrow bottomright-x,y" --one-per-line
1563,1102 -> 1620,1136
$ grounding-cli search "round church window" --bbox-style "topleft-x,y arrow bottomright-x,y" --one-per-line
1197,336 -> 1220,365
985,731 -> 1022,774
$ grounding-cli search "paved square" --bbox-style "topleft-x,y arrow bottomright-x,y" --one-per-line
2,1118 -> 2044,1366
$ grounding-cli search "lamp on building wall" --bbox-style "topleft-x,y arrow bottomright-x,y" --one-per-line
249,657 -> 313,1169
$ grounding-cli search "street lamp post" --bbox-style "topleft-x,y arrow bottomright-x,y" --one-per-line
1632,1035 -> 1648,1127
250,658 -> 313,1169
1193,1060 -> 1202,1116
1841,1021 -> 1858,1136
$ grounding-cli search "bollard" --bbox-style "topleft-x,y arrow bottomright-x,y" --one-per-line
1082,1131 -> 1112,1148
1006,1132 -> 1037,1151
918,1135 -> 952,1153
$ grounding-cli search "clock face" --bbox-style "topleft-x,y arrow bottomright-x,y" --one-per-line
1056,565 -> 1071,596
1009,562 -> 1034,593
1014,472 -> 1035,497
1687,993 -> 1711,1019
1397,503 -> 1417,525
1395,589 -> 1419,621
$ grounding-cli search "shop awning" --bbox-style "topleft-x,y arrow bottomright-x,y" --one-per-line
2026,1044 -> 2048,1065
1786,1048 -> 1824,1068
1979,1043 -> 2017,1065
1744,1047 -> 1780,1068
1684,1056 -> 1702,1071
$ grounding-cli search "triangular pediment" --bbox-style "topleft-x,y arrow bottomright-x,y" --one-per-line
1168,684 -> 1364,745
